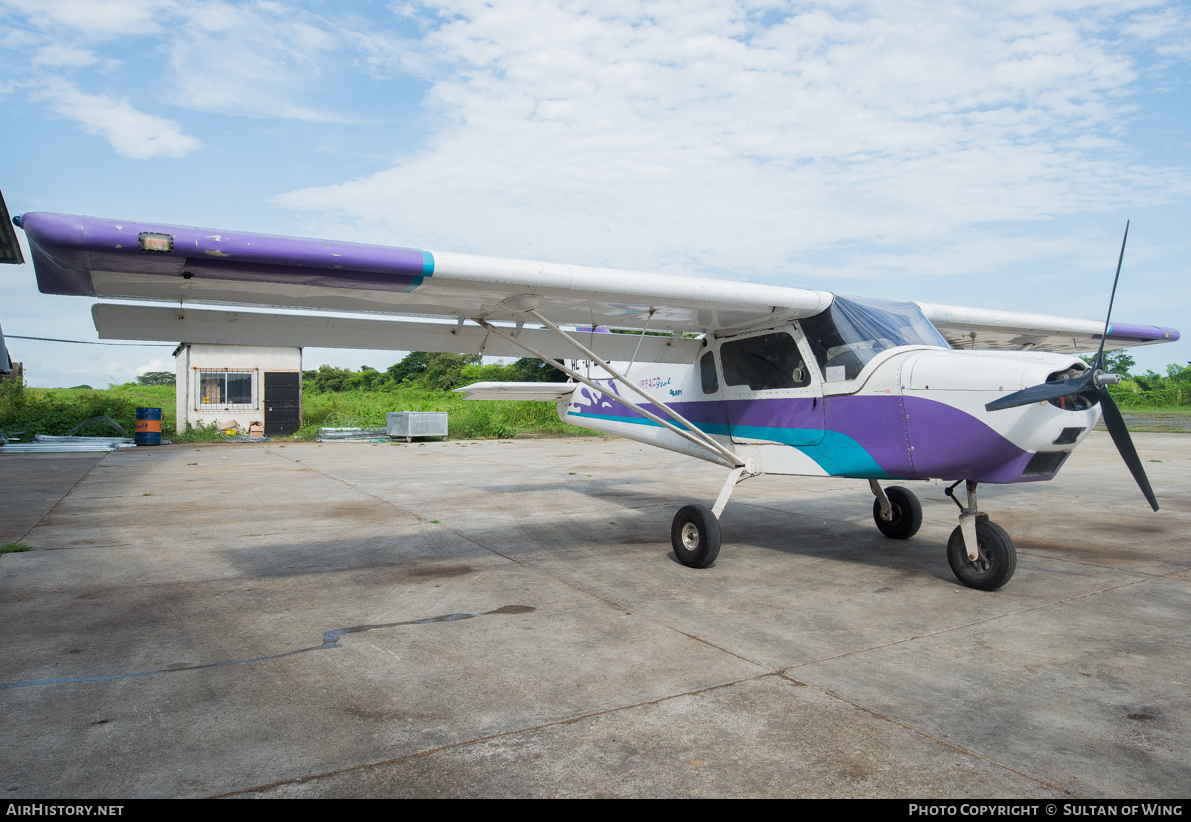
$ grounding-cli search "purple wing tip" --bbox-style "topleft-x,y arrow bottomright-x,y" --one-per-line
18,211 -> 433,298
1104,323 -> 1180,344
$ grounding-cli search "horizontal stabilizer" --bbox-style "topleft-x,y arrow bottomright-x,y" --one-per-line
453,381 -> 577,402
90,304 -> 703,363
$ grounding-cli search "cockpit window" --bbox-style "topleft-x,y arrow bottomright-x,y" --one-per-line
720,332 -> 811,391
800,295 -> 949,382
700,351 -> 719,394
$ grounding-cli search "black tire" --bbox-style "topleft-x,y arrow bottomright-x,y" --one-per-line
671,504 -> 721,568
947,519 -> 1017,591
872,486 -> 923,540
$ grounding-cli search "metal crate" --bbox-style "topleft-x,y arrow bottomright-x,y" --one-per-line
386,411 -> 448,441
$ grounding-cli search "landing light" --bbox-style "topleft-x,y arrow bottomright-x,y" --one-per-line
138,232 -> 173,253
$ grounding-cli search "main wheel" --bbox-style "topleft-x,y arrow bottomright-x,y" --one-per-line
872,486 -> 923,540
947,519 -> 1017,591
671,504 -> 721,568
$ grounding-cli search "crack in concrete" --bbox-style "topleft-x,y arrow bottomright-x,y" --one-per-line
10,452 -> 107,546
790,679 -> 1077,798
0,605 -> 534,691
785,573 -> 1161,674
211,672 -> 771,798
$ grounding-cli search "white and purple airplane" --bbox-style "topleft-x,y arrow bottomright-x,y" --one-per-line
10,204 -> 1180,591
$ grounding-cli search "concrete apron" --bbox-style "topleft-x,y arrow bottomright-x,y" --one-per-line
0,433 -> 1187,798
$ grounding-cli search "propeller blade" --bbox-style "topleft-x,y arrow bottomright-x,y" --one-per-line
985,372 -> 1094,412
1092,220 -> 1129,371
1096,386 -> 1159,511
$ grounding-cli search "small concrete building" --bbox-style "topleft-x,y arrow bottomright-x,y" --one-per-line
174,344 -> 302,436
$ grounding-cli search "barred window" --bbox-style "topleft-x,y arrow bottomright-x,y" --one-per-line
197,370 -> 256,410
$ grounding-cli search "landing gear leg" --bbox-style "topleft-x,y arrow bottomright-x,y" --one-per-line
944,480 -> 1017,590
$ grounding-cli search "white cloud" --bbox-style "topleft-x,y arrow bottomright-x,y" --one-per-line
5,0 -> 357,121
135,357 -> 174,376
0,0 -> 172,35
36,82 -> 202,158
162,1 -> 343,120
273,0 -> 1191,281
31,43 -> 98,67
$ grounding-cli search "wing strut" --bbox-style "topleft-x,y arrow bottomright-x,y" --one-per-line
473,317 -> 743,468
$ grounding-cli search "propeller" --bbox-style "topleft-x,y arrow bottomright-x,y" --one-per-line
984,221 -> 1159,511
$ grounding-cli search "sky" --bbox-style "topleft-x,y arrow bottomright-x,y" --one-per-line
1,0 -> 1188,387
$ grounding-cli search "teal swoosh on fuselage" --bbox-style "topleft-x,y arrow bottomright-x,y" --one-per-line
567,412 -> 889,478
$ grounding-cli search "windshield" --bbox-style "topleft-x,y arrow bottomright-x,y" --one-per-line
800,295 -> 948,382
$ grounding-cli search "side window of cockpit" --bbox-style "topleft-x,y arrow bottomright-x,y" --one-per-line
700,352 -> 719,394
720,332 -> 811,391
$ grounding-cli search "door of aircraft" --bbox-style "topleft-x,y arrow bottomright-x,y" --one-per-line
718,327 -> 825,446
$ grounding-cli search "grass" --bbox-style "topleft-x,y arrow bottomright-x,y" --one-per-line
295,385 -> 595,441
1,380 -> 595,443
1,542 -> 33,553
1095,406 -> 1191,433
0,381 -> 225,442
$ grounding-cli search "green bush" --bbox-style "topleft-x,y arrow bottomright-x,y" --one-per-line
0,381 -> 173,438
302,352 -> 566,394
1104,361 -> 1191,409
296,383 -> 590,440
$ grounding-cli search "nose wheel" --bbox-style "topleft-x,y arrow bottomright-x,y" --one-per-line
943,480 -> 1017,591
946,518 -> 1016,590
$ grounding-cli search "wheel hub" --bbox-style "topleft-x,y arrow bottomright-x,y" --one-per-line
966,544 -> 991,572
681,522 -> 700,550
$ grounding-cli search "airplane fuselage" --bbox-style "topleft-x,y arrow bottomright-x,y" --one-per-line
560,326 -> 1099,484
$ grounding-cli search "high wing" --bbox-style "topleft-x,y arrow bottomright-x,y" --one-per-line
18,211 -> 1179,355
918,303 -> 1177,353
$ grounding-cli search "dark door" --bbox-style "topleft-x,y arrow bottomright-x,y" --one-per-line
264,372 -> 301,436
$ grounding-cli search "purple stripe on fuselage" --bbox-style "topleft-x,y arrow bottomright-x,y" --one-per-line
821,395 -> 915,477
825,394 -> 1033,481
573,382 -> 1038,483
723,397 -> 819,430
19,212 -> 429,297
901,396 -> 1031,482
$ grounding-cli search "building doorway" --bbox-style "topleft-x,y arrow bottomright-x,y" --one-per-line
264,372 -> 301,436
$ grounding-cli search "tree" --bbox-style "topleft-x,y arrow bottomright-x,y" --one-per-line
422,352 -> 482,390
508,357 -> 568,382
386,351 -> 430,384
136,371 -> 175,386
310,364 -> 354,392
1165,362 -> 1191,382
1079,350 -> 1134,376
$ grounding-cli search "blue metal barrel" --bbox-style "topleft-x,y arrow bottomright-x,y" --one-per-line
134,407 -> 163,445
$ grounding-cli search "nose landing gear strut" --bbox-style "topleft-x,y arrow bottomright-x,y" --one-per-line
944,480 -> 1017,591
